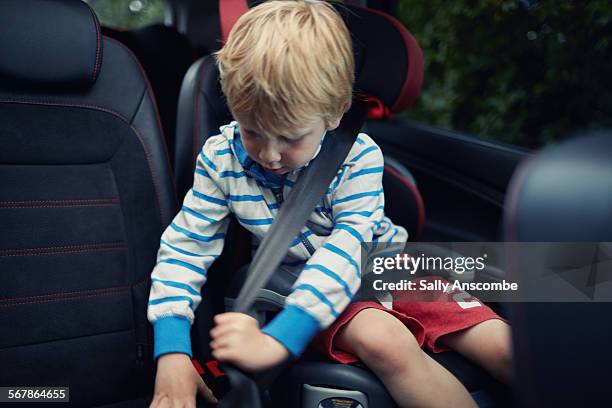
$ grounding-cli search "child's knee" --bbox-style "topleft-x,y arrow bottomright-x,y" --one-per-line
493,332 -> 513,372
344,309 -> 422,372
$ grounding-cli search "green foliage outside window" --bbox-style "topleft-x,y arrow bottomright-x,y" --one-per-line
398,0 -> 612,148
84,0 -> 164,30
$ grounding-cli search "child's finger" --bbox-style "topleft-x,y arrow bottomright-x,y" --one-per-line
210,323 -> 238,339
210,331 -> 240,350
211,347 -> 234,363
213,312 -> 241,324
196,376 -> 218,404
214,312 -> 256,325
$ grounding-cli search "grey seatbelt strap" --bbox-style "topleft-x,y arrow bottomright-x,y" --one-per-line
232,99 -> 366,313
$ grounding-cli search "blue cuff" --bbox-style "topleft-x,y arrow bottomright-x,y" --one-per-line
152,316 -> 192,360
262,304 -> 321,357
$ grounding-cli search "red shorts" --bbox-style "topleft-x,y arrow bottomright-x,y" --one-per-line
310,277 -> 503,365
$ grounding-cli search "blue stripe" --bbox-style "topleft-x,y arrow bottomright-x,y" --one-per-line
149,295 -> 194,308
215,148 -> 232,155
323,243 -> 360,275
219,170 -> 246,178
284,178 -> 295,187
152,278 -> 200,296
303,264 -> 353,298
182,206 -> 217,223
332,189 -> 383,205
334,210 -> 373,221
195,168 -> 211,178
192,189 -> 227,206
351,146 -> 378,163
386,227 -> 400,247
290,231 -> 313,247
348,166 -> 384,180
160,239 -> 220,259
158,258 -> 206,275
170,223 -> 225,243
356,137 -> 365,145
329,165 -> 349,192
227,194 -> 265,202
268,203 -> 280,210
237,216 -> 274,225
199,152 -> 217,171
292,284 -> 339,317
335,224 -> 364,242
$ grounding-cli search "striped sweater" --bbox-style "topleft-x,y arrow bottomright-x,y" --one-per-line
147,122 -> 408,359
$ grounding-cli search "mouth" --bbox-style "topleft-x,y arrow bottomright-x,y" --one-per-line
263,166 -> 289,175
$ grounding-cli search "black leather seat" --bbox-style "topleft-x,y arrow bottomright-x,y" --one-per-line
103,24 -> 195,168
505,131 -> 612,407
0,0 -> 176,406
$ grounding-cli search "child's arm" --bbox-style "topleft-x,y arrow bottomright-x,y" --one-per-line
147,137 -> 233,406
261,136 -> 407,357
147,136 -> 232,360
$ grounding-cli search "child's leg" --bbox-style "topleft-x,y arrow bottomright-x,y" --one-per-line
336,308 -> 477,408
438,319 -> 512,384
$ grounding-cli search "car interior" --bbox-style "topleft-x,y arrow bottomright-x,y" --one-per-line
1,0 -> 611,407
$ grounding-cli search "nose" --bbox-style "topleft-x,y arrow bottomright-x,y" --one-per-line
258,139 -> 281,165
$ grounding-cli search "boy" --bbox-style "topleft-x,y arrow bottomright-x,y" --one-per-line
148,2 -> 511,407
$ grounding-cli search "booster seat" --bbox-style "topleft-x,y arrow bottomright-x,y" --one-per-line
173,1 -> 508,406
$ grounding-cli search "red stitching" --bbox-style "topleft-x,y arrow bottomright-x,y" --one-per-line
1,247 -> 128,258
0,204 -> 119,209
1,277 -> 148,305
384,164 -> 426,240
0,290 -> 130,308
0,199 -> 118,204
84,2 -> 102,82
0,243 -> 126,254
105,36 -> 178,207
0,99 -> 164,224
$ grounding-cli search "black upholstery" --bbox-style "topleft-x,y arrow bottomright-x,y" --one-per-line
103,24 -> 195,166
175,56 -> 232,199
0,1 -> 176,406
505,131 -> 612,407
0,0 -> 102,87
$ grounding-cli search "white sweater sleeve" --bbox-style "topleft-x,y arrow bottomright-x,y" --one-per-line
147,137 -> 231,359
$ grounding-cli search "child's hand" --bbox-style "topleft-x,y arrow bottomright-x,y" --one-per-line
210,312 -> 290,372
149,353 -> 218,407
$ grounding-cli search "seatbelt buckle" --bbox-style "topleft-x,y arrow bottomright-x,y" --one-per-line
192,359 -> 230,399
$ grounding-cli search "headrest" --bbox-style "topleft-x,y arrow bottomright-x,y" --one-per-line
218,1 -> 424,116
504,131 -> 612,242
337,5 -> 424,115
0,0 -> 102,87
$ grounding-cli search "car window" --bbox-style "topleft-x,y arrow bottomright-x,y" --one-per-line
398,0 -> 612,148
84,0 -> 165,30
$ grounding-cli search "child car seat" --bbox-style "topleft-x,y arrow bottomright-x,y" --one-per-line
173,1 -> 508,407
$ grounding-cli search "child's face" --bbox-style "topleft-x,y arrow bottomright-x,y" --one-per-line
238,116 -> 341,176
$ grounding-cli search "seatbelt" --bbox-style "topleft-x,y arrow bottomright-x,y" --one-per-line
234,99 -> 367,313
208,100 -> 367,407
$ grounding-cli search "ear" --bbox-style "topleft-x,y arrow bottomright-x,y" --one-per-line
326,103 -> 350,131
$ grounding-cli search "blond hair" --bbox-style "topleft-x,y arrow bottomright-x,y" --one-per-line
215,0 -> 354,137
